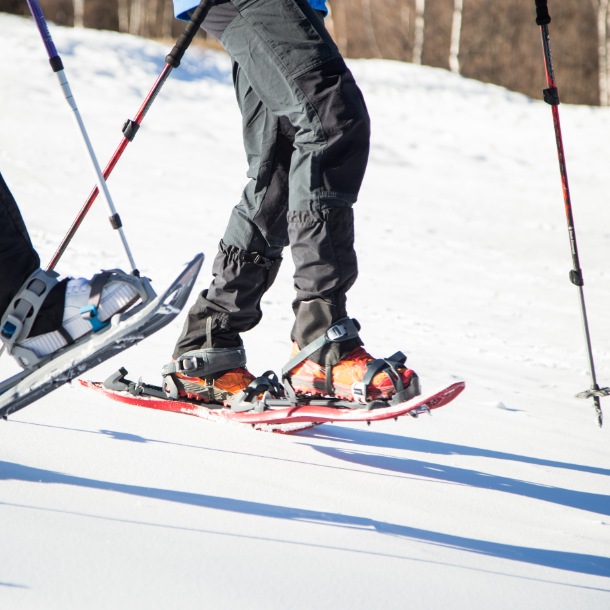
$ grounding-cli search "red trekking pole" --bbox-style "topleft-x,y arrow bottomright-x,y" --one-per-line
45,0 -> 216,272
534,0 -> 608,427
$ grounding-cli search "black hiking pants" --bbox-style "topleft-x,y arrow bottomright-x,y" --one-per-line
173,0 -> 371,365
0,171 -> 66,337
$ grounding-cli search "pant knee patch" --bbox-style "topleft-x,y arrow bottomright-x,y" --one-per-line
294,58 -> 371,197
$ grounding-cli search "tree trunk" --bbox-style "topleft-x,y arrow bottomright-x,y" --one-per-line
413,0 -> 425,64
148,0 -> 158,38
130,0 -> 140,35
163,0 -> 174,41
449,0 -> 463,73
593,0 -> 609,105
325,2 -> 336,41
606,4 -> 610,106
118,0 -> 129,33
73,0 -> 84,28
362,0 -> 382,59
401,2 -> 410,59
329,0 -> 348,56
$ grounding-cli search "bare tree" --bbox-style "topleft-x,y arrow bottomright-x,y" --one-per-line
73,0 -> 84,27
449,0 -> 463,73
162,0 -> 174,41
592,0 -> 609,105
147,0 -> 158,38
118,0 -> 129,33
413,0 -> 425,64
325,2 -> 336,41
606,9 -> 610,106
328,0 -> 348,56
130,0 -> 141,36
362,0 -> 383,58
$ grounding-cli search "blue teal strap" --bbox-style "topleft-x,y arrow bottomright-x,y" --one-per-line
79,304 -> 109,332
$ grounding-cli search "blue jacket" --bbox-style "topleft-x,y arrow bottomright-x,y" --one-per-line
173,0 -> 327,21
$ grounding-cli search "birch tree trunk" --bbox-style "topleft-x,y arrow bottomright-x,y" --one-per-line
73,0 -> 84,28
118,0 -> 129,33
325,3 -> 336,41
412,0 -> 425,65
362,0 -> 383,59
163,0 -> 174,41
593,0 -> 609,106
148,0 -> 158,38
401,3 -> 410,59
606,7 -> 610,106
449,0 -> 463,73
330,0 -> 348,56
130,0 -> 141,35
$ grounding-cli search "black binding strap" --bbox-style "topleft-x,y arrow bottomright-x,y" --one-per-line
161,346 -> 247,378
82,271 -> 111,317
57,326 -> 75,346
281,317 -> 361,378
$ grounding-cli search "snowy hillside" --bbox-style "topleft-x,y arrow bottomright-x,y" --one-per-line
1,12 -> 610,609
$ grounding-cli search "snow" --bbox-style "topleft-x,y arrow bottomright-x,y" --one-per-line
1,12 -> 609,609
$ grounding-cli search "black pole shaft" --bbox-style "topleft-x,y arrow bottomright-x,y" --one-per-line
535,0 -> 604,427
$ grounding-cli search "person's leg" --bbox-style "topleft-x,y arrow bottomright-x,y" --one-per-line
0,171 -> 41,315
0,171 -> 69,338
172,61 -> 293,358
218,0 -> 370,366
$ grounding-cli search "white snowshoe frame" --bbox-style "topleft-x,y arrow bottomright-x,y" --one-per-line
0,254 -> 203,420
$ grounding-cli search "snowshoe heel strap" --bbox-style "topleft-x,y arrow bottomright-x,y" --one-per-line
281,317 -> 361,378
0,269 -> 60,349
162,347 -> 247,379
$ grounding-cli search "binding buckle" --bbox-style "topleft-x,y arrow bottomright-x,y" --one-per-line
1,315 -> 23,344
352,381 -> 367,405
80,305 -> 109,332
327,324 -> 347,341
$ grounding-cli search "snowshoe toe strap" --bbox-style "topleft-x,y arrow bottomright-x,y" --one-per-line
391,373 -> 421,405
353,351 -> 418,405
162,347 -> 247,379
231,371 -> 284,413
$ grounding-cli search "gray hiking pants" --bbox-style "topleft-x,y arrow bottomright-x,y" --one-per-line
173,0 -> 370,365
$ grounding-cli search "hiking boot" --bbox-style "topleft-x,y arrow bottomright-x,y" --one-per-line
170,366 -> 256,405
288,343 -> 418,403
1,268 -> 140,368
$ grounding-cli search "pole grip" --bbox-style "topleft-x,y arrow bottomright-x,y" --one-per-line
165,0 -> 216,68
535,0 -> 551,26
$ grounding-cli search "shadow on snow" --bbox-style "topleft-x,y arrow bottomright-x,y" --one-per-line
304,443 -> 610,518
302,426 -> 610,478
1,460 -> 608,579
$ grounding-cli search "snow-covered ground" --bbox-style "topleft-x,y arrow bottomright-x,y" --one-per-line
1,12 -> 609,609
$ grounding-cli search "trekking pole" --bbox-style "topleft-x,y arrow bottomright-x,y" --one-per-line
26,0 -> 139,275
534,0 -> 609,427
45,0 -> 216,273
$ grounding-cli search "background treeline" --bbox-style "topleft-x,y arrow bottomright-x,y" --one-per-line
0,0 -> 606,106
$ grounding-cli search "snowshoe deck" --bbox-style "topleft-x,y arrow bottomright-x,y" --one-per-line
0,254 -> 203,420
80,377 -> 465,432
